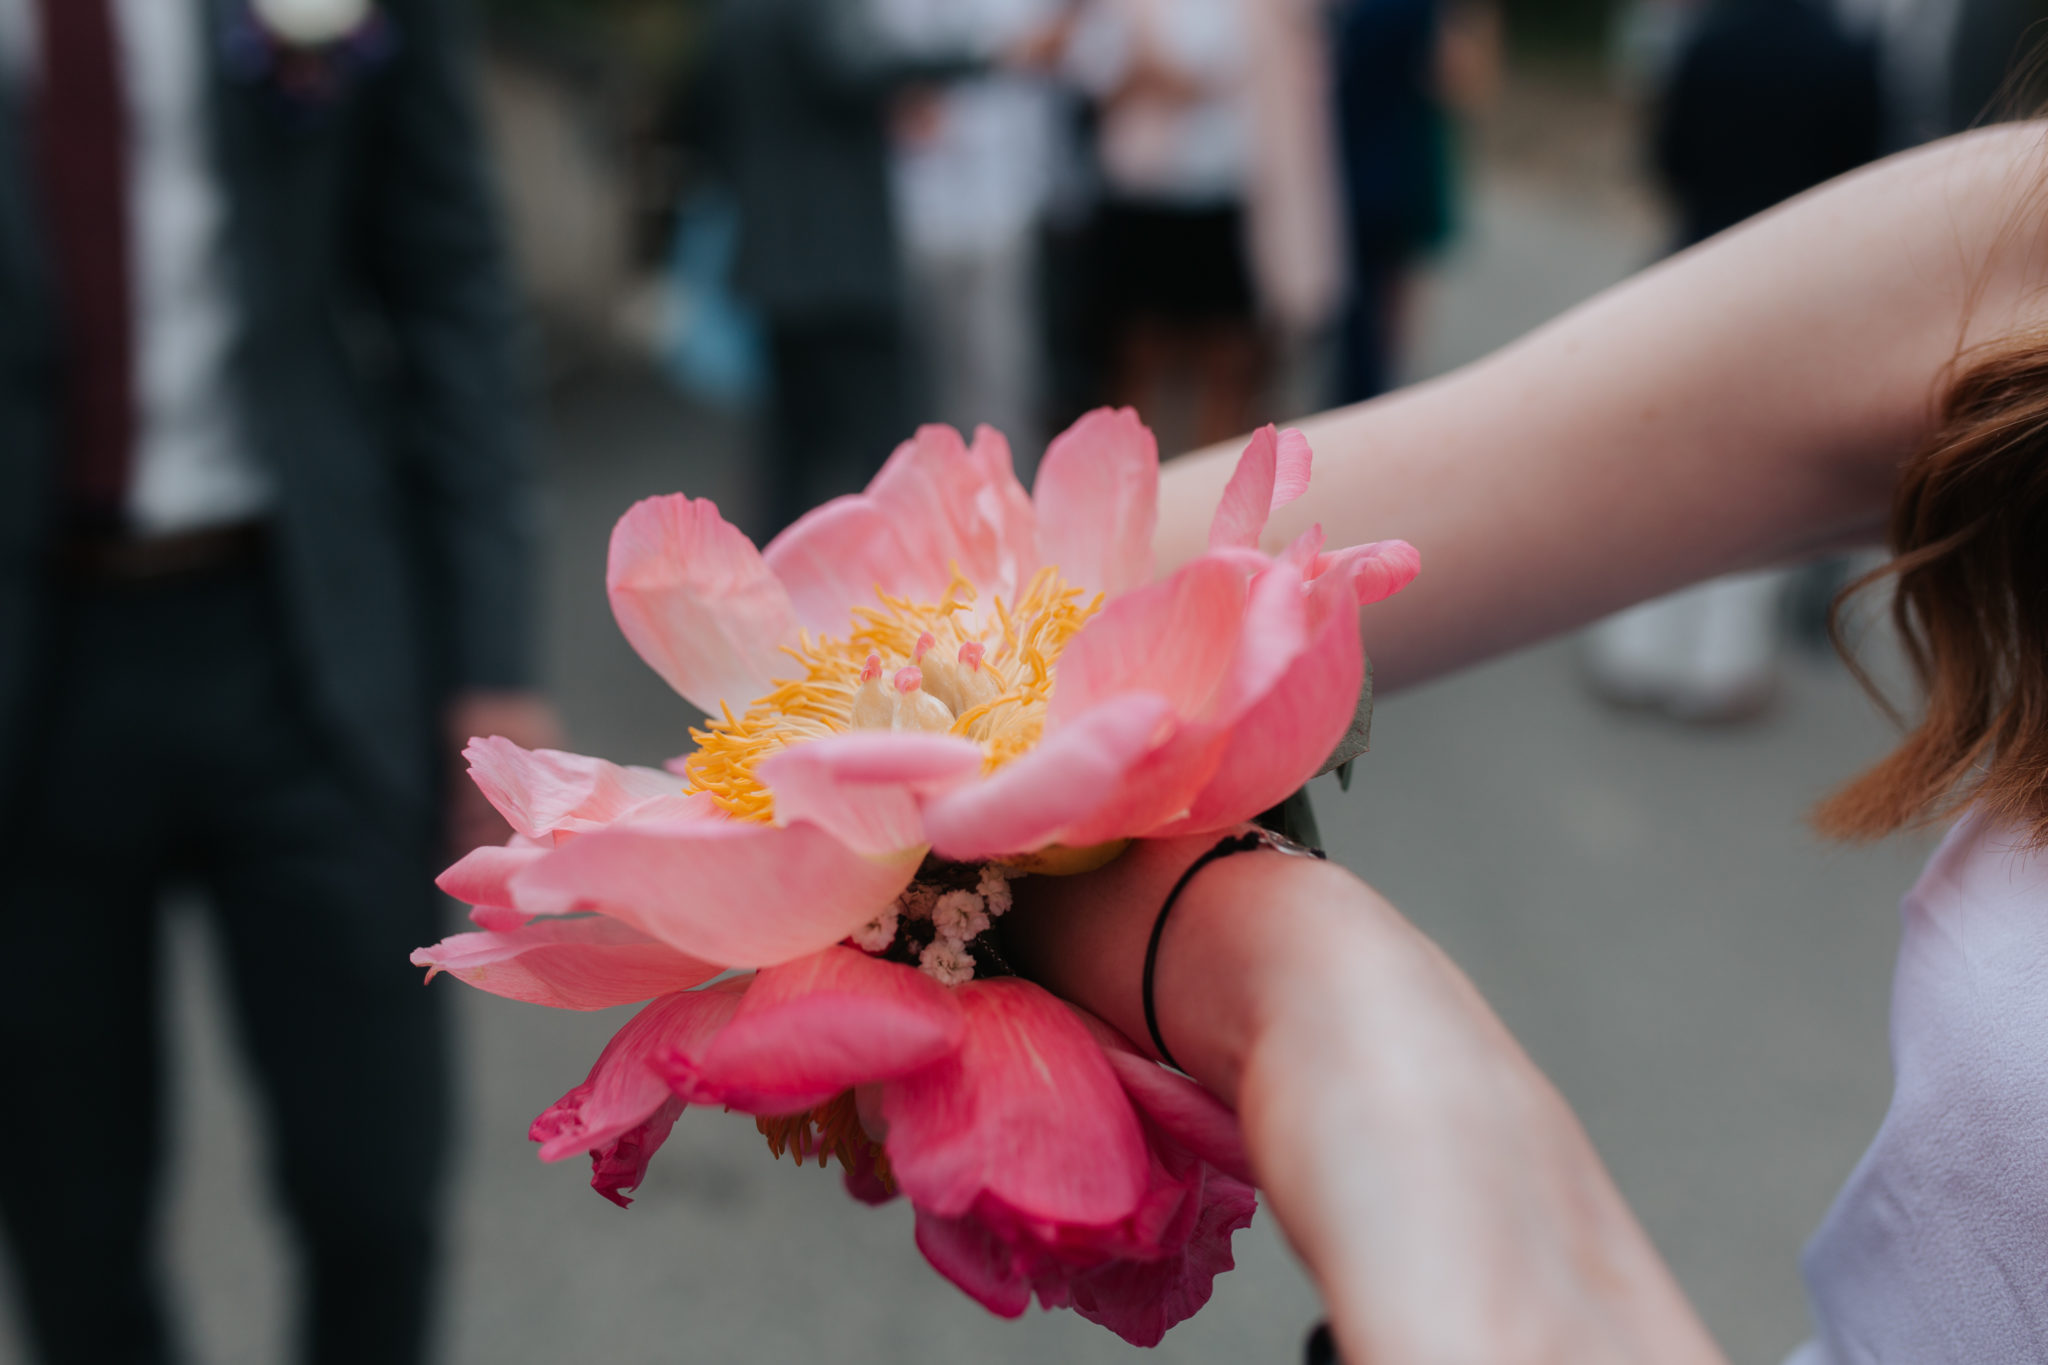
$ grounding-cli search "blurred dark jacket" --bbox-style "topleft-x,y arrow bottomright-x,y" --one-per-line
1655,0 -> 1883,246
695,0 -> 980,322
0,0 -> 534,820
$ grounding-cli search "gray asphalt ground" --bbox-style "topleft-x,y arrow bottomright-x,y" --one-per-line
0,121 -> 1934,1365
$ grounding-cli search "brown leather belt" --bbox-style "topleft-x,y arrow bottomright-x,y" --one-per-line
61,520 -> 269,583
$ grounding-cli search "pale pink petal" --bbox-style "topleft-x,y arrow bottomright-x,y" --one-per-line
920,693 -> 1176,861
436,841 -> 547,908
1208,425 -> 1280,551
464,737 -> 697,842
607,495 -> 803,715
1278,523 -> 1327,576
662,946 -> 963,1114
529,981 -> 748,1203
1316,537 -> 1421,606
880,978 -> 1149,1225
411,917 -> 721,1011
767,425 -> 1038,629
1205,426 -> 1314,553
509,815 -> 919,968
1033,408 -> 1158,597
1272,427 -> 1313,509
761,495 -> 927,636
1044,556 -> 1249,728
1156,567 -> 1356,836
757,732 -> 984,856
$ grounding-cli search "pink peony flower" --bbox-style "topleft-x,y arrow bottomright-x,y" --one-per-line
413,411 -> 1416,1345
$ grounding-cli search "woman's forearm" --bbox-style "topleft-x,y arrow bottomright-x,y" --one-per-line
1004,841 -> 1727,1362
1157,124 -> 2048,694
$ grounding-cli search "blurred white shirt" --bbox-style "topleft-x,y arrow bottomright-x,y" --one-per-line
873,0 -> 1061,256
0,0 -> 271,536
1065,0 -> 1251,206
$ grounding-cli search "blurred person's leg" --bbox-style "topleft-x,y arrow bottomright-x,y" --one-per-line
182,568 -> 447,1365
1336,259 -> 1402,404
0,582 -> 197,1365
1192,320 -> 1267,448
910,238 -> 1044,468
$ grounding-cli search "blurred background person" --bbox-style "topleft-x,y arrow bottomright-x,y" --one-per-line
0,0 -> 552,1361
1583,0 -> 1881,722
1330,0 -> 1499,404
693,0 -> 982,537
876,0 -> 1071,472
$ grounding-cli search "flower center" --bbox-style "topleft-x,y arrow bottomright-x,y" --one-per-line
682,567 -> 1100,822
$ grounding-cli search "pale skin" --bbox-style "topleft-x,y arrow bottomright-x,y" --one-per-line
1005,124 -> 2048,1361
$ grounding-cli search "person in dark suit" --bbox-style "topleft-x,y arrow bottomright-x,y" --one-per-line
694,0 -> 982,536
0,1 -> 554,1361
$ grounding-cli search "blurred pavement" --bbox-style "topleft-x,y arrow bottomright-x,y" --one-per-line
0,129 -> 1929,1365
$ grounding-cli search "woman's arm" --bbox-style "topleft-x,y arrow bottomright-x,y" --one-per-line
1157,124 -> 2048,693
1005,839 -> 1727,1363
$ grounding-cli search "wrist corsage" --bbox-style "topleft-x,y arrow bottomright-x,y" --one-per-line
414,410 -> 1417,1344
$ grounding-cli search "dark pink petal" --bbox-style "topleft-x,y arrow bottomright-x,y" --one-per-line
410,917 -> 721,1011
1315,537 -> 1421,606
913,1209 -> 1036,1319
463,737 -> 700,842
1078,1013 -> 1254,1186
437,840 -> 547,908
586,1096 -> 685,1209
1207,425 -> 1314,551
509,814 -> 919,968
607,494 -> 803,715
1033,408 -> 1158,597
529,982 -> 748,1202
757,732 -> 984,856
663,946 -> 963,1114
920,693 -> 1176,861
1065,1167 -> 1258,1346
467,904 -> 531,932
881,978 -> 1149,1226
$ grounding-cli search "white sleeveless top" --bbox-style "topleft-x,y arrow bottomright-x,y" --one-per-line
1792,807 -> 2048,1363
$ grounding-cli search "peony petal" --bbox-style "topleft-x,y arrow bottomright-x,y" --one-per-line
757,732 -> 984,857
921,692 -> 1176,861
1316,537 -> 1421,607
1206,425 -> 1315,553
529,981 -> 748,1203
1045,556 -> 1250,728
913,1210 -> 1036,1320
607,495 -> 803,715
761,495 -> 927,636
881,978 -> 1149,1226
1033,408 -> 1158,597
464,737 -> 698,843
411,917 -> 722,1011
1271,427 -> 1313,509
437,840 -> 548,908
1155,565 -> 1355,836
1065,1167 -> 1258,1346
509,815 -> 919,968
663,946 -> 963,1114
766,424 -> 1038,630
1078,1013 -> 1254,1186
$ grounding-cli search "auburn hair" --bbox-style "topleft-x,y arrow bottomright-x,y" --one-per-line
1816,330 -> 2048,845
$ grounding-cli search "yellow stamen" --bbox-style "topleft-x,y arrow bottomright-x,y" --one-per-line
682,567 -> 1100,817
755,1092 -> 895,1191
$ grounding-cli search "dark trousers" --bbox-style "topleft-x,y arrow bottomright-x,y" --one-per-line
764,314 -> 911,537
0,561 -> 449,1365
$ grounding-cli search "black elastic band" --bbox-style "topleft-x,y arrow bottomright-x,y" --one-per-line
1141,829 -> 1326,1072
